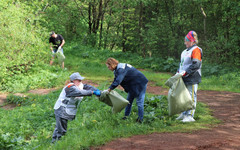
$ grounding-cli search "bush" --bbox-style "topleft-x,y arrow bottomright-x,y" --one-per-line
0,1 -> 49,91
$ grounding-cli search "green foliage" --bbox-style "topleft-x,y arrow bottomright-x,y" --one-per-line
66,43 -> 179,74
201,71 -> 240,92
144,96 -> 169,123
0,89 -> 218,149
0,0 -> 239,148
0,92 -> 57,149
0,1 -> 49,90
64,43 -> 240,92
1,63 -> 69,92
0,131 -> 25,150
11,0 -> 240,67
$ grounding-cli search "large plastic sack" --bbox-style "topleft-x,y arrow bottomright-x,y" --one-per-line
165,73 -> 195,116
56,50 -> 65,63
99,90 -> 129,113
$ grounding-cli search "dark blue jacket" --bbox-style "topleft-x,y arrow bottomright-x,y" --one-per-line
109,63 -> 148,97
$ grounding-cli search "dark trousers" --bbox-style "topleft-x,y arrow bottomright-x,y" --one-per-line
52,115 -> 68,143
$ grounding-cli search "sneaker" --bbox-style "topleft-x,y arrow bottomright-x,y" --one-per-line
136,118 -> 143,124
176,113 -> 185,120
122,116 -> 127,120
181,115 -> 195,122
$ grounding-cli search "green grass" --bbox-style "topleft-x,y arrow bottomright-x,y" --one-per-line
0,90 -> 219,150
1,43 -> 238,149
200,73 -> 240,92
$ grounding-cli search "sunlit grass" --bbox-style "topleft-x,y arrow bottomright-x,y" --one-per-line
201,75 -> 240,93
141,70 -> 172,88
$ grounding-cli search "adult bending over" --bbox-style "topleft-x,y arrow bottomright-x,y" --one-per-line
105,58 -> 148,123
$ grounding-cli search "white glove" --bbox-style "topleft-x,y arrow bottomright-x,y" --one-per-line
180,71 -> 186,76
102,90 -> 109,94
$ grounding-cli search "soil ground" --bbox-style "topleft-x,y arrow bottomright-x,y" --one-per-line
0,81 -> 240,150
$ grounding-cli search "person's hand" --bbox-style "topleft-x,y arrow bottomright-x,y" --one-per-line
102,89 -> 109,94
103,88 -> 111,94
180,71 -> 187,76
93,90 -> 101,96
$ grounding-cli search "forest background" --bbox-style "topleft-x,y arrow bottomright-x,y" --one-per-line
0,0 -> 239,90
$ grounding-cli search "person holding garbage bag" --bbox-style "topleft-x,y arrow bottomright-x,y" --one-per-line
49,31 -> 65,69
52,72 -> 101,143
176,31 -> 203,122
104,58 -> 148,123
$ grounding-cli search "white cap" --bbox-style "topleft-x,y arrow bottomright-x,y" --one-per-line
70,72 -> 85,81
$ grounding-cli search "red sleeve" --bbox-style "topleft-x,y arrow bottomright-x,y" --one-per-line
191,47 -> 202,61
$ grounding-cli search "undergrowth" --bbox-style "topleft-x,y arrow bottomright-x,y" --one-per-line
0,89 -> 218,149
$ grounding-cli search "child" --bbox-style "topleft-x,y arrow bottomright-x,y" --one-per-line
52,72 -> 101,143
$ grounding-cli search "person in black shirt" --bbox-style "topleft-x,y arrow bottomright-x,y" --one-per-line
49,31 -> 65,69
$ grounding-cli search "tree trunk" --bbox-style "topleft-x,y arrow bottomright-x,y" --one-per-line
164,0 -> 173,33
99,0 -> 109,49
122,0 -> 127,52
88,2 -> 92,34
96,0 -> 103,32
104,8 -> 112,49
138,1 -> 145,58
99,10 -> 104,48
92,0 -> 97,34
201,7 -> 207,41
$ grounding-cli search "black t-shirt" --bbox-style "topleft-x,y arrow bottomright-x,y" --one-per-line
49,34 -> 64,49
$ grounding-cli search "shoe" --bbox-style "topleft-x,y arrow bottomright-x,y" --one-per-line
181,115 -> 195,122
176,113 -> 185,120
136,118 -> 143,124
122,116 -> 127,120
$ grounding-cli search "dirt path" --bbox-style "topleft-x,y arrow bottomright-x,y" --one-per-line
93,90 -> 240,150
0,88 -> 58,110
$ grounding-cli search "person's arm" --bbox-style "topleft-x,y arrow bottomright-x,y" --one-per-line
185,48 -> 202,76
65,85 -> 93,97
58,35 -> 65,48
60,40 -> 65,47
83,84 -> 98,91
109,68 -> 127,90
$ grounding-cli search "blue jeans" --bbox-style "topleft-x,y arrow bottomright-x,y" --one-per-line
182,84 -> 198,117
125,84 -> 147,121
